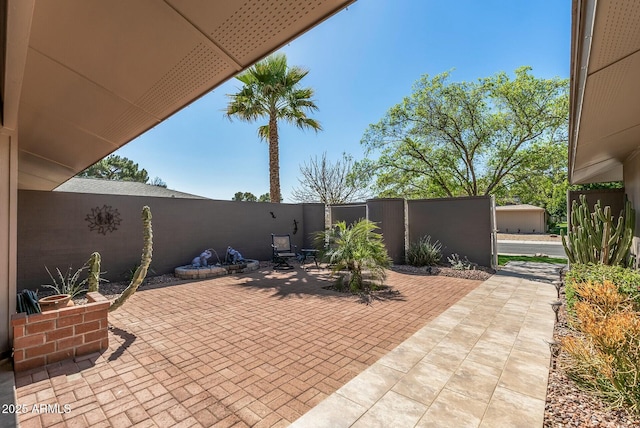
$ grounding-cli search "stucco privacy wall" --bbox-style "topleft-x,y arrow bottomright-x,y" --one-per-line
367,199 -> 406,263
331,204 -> 366,226
17,190 -> 325,290
328,197 -> 493,266
407,196 -> 493,267
302,203 -> 326,248
567,188 -> 625,228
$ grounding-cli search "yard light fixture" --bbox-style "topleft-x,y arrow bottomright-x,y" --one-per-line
558,266 -> 567,282
552,280 -> 564,299
546,339 -> 561,369
550,300 -> 562,322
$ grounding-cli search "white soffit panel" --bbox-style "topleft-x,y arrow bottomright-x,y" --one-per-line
571,0 -> 640,183
579,51 -> 640,142
14,0 -> 354,190
19,50 -> 145,140
168,0 -> 349,66
588,0 -> 640,72
574,124 -> 640,183
27,0 -> 237,105
17,151 -> 76,189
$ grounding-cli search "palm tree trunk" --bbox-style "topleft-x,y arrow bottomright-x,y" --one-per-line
268,114 -> 281,203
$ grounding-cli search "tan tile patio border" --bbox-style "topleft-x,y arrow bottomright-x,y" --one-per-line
291,262 -> 558,427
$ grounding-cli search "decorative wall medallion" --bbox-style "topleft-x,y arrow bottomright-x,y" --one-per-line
86,205 -> 121,235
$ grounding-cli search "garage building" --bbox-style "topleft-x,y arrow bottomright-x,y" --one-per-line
496,204 -> 546,234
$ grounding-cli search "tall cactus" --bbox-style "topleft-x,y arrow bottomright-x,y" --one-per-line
109,206 -> 153,312
561,195 -> 635,265
87,252 -> 102,292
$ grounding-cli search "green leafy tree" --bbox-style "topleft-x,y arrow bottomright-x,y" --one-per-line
232,191 -> 258,202
78,155 -> 167,187
291,152 -> 371,204
572,181 -> 624,191
258,193 -> 271,202
232,191 -> 273,202
361,67 -> 569,201
502,140 -> 569,219
226,53 -> 322,203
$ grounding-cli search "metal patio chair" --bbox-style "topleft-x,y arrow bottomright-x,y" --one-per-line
271,234 -> 297,270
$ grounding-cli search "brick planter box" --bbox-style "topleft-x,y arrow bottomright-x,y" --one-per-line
11,292 -> 110,371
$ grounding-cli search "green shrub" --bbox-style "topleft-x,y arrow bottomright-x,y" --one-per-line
407,235 -> 442,266
321,219 -> 391,293
565,263 -> 640,311
447,253 -> 476,270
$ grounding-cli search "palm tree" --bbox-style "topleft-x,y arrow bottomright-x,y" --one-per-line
226,54 -> 321,203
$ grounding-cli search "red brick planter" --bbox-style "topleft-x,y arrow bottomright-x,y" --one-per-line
11,292 -> 110,371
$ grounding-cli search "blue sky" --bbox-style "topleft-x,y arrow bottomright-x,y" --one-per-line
115,0 -> 571,202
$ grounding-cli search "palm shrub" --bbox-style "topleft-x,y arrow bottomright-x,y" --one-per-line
407,235 -> 442,266
322,219 -> 391,293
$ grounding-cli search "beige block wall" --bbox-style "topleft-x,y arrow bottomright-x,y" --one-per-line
496,210 -> 545,234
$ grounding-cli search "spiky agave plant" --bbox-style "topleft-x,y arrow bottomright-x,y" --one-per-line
322,219 -> 391,293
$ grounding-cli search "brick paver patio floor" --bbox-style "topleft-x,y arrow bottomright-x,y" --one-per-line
14,268 -> 480,427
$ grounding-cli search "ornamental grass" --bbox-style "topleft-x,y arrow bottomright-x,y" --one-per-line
561,280 -> 640,414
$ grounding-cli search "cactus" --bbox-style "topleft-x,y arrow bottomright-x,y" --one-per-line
109,206 -> 153,312
561,195 -> 635,266
87,252 -> 102,292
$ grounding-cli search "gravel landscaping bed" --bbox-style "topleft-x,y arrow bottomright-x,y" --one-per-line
391,264 -> 494,281
70,274 -> 185,305
544,300 -> 640,427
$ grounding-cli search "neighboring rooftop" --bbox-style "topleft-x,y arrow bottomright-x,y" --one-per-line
496,204 -> 545,211
54,177 -> 208,199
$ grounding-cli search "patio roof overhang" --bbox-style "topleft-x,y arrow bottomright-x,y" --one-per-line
569,0 -> 640,184
2,0 -> 354,190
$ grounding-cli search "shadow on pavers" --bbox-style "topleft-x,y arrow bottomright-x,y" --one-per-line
238,267 -> 408,303
498,261 -> 563,283
108,326 -> 136,362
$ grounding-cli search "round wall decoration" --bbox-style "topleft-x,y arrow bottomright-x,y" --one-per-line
85,205 -> 122,235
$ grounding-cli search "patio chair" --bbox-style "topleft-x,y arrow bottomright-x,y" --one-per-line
272,234 -> 297,270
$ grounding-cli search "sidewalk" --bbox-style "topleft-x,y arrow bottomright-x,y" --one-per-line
291,262 -> 558,427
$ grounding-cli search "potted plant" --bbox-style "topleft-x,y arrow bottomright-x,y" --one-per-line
39,265 -> 90,311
